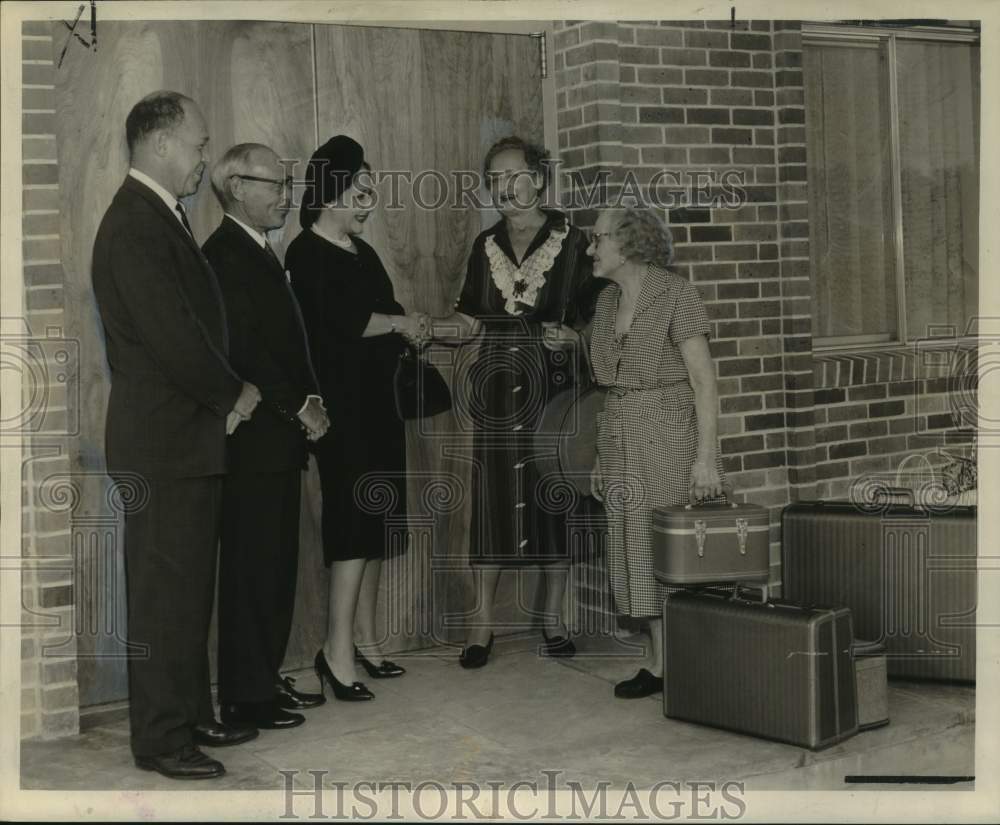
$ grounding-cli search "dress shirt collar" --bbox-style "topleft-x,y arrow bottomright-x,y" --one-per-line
128,168 -> 182,219
224,213 -> 268,249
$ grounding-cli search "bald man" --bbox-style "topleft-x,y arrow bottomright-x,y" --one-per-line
203,144 -> 329,731
92,91 -> 262,780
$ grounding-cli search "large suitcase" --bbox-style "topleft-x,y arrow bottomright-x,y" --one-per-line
663,588 -> 858,750
652,496 -> 770,585
781,499 -> 977,682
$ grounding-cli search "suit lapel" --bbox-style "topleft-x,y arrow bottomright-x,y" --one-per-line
221,216 -> 286,279
123,175 -> 204,254
122,176 -> 231,354
218,217 -> 319,389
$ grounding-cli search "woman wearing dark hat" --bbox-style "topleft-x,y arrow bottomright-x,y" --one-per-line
428,135 -> 599,668
286,135 -> 428,700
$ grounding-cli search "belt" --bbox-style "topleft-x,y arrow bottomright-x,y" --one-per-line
604,381 -> 686,399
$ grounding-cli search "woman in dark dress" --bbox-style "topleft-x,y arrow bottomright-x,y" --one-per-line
430,136 -> 598,667
286,136 -> 429,700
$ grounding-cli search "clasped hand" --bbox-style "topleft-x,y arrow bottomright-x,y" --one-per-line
297,396 -> 330,442
399,312 -> 433,349
226,381 -> 262,435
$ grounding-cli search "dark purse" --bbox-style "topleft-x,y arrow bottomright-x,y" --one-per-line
393,345 -> 452,420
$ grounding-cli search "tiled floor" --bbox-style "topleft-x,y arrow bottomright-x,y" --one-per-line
20,633 -> 975,793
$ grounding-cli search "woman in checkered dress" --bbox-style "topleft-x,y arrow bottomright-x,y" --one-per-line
587,206 -> 725,700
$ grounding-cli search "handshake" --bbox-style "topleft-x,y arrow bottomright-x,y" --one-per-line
226,382 -> 331,442
395,312 -> 433,350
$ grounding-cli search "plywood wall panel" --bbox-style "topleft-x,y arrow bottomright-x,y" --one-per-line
56,21 -> 545,703
54,20 -> 321,705
314,25 -> 546,649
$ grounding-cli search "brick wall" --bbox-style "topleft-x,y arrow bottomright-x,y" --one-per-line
811,348 -> 977,499
19,20 -> 80,741
551,18 -> 976,621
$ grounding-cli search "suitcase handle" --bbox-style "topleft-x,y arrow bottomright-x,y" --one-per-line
685,481 -> 737,510
873,485 -> 916,507
694,583 -> 770,603
731,582 -> 769,603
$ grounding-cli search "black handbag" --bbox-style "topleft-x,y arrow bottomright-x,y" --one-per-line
393,346 -> 452,420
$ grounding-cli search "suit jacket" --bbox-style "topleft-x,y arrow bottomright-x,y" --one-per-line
91,175 -> 243,478
203,216 -> 319,473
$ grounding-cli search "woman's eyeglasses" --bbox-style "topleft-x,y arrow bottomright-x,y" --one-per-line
589,231 -> 612,245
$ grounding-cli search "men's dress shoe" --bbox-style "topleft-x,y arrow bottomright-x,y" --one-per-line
192,719 -> 259,747
614,668 -> 664,699
222,701 -> 304,730
541,629 -> 577,658
276,675 -> 326,710
314,649 -> 375,701
134,745 -> 225,780
355,646 -> 406,679
458,634 -> 494,669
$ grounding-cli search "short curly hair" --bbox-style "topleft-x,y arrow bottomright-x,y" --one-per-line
482,135 -> 552,192
607,207 -> 674,267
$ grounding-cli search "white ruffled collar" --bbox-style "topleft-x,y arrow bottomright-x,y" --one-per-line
486,221 -> 569,316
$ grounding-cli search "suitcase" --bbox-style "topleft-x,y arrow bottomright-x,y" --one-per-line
782,498 -> 976,682
663,588 -> 858,750
853,639 -> 890,731
652,494 -> 770,585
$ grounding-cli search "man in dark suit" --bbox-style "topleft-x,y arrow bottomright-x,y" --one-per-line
203,143 -> 329,730
92,91 -> 263,780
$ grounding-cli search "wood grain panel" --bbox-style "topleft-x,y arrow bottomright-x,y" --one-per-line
54,20 -> 320,705
314,25 -> 546,650
57,20 -> 545,704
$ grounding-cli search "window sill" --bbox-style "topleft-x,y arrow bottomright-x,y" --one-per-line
813,338 -> 977,389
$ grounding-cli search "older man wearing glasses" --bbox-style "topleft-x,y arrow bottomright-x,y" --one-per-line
203,143 -> 330,731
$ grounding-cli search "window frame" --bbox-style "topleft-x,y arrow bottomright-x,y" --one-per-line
802,23 -> 980,352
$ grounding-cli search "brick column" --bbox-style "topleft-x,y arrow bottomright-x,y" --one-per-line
19,20 -> 80,741
553,18 -> 818,596
773,22 -> 817,503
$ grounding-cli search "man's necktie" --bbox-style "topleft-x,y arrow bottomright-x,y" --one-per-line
175,202 -> 194,237
263,240 -> 283,269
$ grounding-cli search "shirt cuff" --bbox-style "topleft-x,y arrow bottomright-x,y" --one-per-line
297,394 -> 323,416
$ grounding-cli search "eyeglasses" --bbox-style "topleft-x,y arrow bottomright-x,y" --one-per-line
589,231 -> 613,245
232,174 -> 293,190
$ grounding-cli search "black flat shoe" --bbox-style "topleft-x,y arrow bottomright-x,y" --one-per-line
355,646 -> 406,678
314,649 -> 374,701
135,745 -> 225,780
614,668 -> 664,699
221,701 -> 305,730
275,675 -> 326,710
541,629 -> 577,658
191,720 -> 259,747
459,634 -> 494,669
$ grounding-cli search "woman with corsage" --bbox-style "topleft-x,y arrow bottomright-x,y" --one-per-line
429,136 -> 599,668
286,135 -> 430,701
587,206 -> 725,699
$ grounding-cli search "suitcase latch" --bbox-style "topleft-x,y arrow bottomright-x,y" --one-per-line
736,518 -> 749,555
695,519 -> 707,557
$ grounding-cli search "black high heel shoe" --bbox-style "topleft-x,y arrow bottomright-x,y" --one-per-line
459,633 -> 494,669
314,649 -> 374,701
354,646 -> 406,679
541,628 -> 577,658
